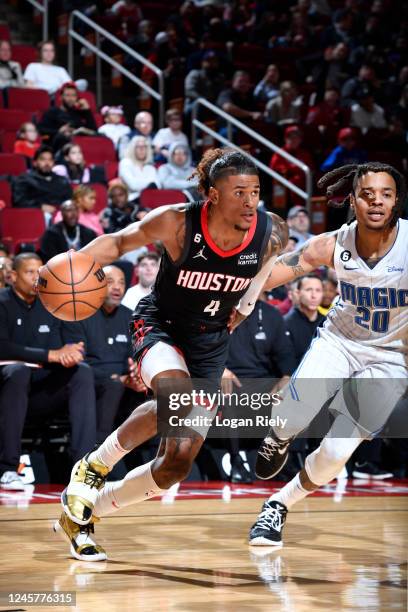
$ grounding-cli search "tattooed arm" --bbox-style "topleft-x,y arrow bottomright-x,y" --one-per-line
263,231 -> 336,291
229,213 -> 289,330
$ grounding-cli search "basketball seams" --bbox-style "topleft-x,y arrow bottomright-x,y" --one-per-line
52,300 -> 99,315
39,284 -> 107,296
68,251 -> 77,321
45,254 -> 97,285
38,251 -> 107,321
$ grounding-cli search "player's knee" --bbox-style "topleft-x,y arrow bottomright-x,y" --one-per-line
318,438 -> 353,465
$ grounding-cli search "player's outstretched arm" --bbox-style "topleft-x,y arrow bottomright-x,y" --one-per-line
263,231 -> 336,291
81,205 -> 184,265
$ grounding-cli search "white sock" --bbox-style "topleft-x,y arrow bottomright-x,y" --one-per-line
88,430 -> 128,470
268,473 -> 310,509
93,460 -> 166,517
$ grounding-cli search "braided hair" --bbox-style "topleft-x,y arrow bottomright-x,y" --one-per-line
192,147 -> 258,196
317,162 -> 407,227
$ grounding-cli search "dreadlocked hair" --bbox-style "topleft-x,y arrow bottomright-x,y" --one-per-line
192,147 -> 258,195
317,162 -> 407,227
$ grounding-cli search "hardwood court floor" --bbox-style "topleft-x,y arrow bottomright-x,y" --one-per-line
0,486 -> 406,612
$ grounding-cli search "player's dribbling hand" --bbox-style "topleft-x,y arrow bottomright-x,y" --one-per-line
49,342 -> 85,367
221,368 -> 242,395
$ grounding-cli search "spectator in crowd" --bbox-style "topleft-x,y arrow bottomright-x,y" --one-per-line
0,39 -> 24,89
350,86 -> 387,132
101,182 -> 136,234
38,82 -> 96,151
152,109 -> 189,161
284,274 -> 325,366
217,70 -> 261,121
0,253 -> 96,489
270,126 -> 314,207
119,135 -> 160,200
118,111 -> 154,159
53,143 -> 105,184
63,264 -> 146,443
254,64 -> 280,104
0,243 -> 10,258
318,277 -> 338,316
24,40 -> 86,95
286,205 -> 314,245
316,42 -> 352,92
184,50 -> 225,115
265,81 -> 301,125
0,256 -> 13,287
121,252 -> 160,310
98,105 -> 131,150
306,87 -> 350,130
341,63 -> 380,107
12,146 -> 72,217
55,186 -> 103,236
321,127 -> 367,172
39,199 -> 97,262
110,0 -> 143,32
388,83 -> 408,130
13,122 -> 41,161
157,143 -> 199,200
222,292 -> 297,482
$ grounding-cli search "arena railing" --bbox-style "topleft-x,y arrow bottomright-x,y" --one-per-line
24,0 -> 48,40
67,11 -> 165,127
191,97 -> 312,209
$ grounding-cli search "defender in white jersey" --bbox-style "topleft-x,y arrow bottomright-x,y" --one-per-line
247,162 -> 408,546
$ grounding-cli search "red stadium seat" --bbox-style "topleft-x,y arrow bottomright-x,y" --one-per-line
140,189 -> 188,209
0,153 -> 27,176
0,109 -> 34,131
12,45 -> 37,70
0,130 -> 17,153
8,87 -> 50,112
89,183 -> 108,213
104,160 -> 118,181
73,136 -> 116,164
0,208 -> 45,253
0,25 -> 10,40
0,180 -> 12,207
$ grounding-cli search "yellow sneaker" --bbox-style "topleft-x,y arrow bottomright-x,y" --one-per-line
62,453 -> 109,525
53,511 -> 107,562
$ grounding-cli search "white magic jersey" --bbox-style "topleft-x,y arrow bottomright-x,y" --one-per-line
325,219 -> 408,354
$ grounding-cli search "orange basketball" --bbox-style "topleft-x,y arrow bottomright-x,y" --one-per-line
37,251 -> 107,321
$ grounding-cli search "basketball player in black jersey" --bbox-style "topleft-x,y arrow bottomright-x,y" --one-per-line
53,148 -> 288,561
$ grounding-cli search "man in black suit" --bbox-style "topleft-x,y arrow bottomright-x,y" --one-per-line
0,253 -> 96,489
39,200 -> 97,262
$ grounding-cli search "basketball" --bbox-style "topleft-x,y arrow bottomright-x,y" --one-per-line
37,250 -> 107,321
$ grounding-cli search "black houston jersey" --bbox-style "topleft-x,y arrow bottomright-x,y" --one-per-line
152,201 -> 272,330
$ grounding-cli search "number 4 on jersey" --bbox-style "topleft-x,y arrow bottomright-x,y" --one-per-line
204,300 -> 220,317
